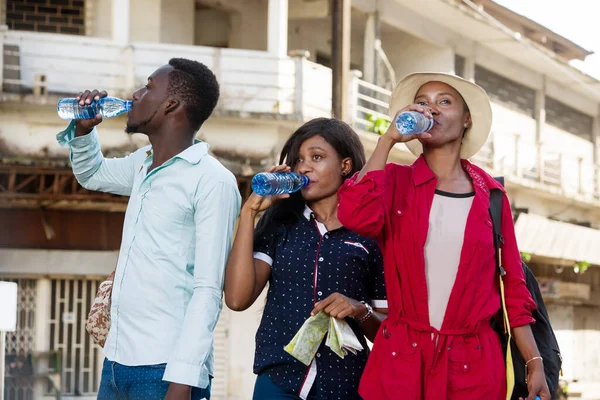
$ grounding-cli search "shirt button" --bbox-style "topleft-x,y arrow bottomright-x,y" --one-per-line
324,234 -> 329,239
318,257 -> 324,262
396,210 -> 402,216
317,291 -> 323,296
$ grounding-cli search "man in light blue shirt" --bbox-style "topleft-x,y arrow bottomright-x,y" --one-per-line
57,58 -> 241,400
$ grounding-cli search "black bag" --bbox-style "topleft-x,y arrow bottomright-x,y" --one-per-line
489,178 -> 562,400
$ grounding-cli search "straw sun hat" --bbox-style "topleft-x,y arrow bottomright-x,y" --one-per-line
388,72 -> 493,159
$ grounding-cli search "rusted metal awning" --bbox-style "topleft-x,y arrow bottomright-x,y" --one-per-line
515,213 -> 600,266
0,164 -> 254,211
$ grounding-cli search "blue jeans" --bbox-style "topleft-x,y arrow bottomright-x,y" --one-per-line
98,358 -> 211,400
253,374 -> 316,400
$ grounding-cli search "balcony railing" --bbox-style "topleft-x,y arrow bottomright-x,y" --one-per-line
350,76 -> 392,132
0,30 -> 331,119
2,30 -> 599,204
348,74 -> 600,202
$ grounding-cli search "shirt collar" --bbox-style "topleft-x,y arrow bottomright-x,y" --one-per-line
146,140 -> 209,165
411,155 -> 436,186
303,204 -> 313,221
410,155 -> 506,194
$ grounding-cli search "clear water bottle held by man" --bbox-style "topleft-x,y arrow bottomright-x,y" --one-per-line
252,172 -> 309,196
395,110 -> 434,135
57,97 -> 132,120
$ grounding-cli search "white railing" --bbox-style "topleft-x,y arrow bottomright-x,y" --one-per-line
2,30 -> 599,202
347,76 -> 600,201
1,31 -> 127,96
350,77 -> 392,133
518,141 -> 563,188
0,30 -> 305,117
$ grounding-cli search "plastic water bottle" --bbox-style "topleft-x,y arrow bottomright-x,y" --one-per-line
395,111 -> 434,135
57,97 -> 132,120
251,172 -> 309,196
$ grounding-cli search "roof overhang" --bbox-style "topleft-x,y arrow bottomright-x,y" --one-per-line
400,0 -> 600,102
515,213 -> 600,266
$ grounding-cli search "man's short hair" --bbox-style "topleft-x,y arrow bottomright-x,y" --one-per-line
167,58 -> 220,131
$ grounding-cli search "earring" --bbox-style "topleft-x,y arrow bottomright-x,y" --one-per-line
463,123 -> 468,128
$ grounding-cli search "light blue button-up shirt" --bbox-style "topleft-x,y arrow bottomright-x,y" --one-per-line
57,122 -> 241,388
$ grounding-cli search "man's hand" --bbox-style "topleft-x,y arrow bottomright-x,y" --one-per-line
74,89 -> 108,137
164,382 -> 191,400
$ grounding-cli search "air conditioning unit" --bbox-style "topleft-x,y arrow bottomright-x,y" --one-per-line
537,278 -> 591,304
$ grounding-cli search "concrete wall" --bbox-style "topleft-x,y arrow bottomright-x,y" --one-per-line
382,28 -> 454,79
199,117 -> 294,165
128,0 -> 195,45
288,13 -> 364,68
229,0 -> 268,51
130,0 -> 161,42
0,106 -> 148,160
225,291 -> 267,399
193,0 -> 269,50
160,0 -> 195,45
195,8 -> 230,47
87,0 -> 113,39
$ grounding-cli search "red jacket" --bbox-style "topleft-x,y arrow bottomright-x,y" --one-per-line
338,156 -> 535,400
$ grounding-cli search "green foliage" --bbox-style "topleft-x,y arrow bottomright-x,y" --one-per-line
520,252 -> 532,263
366,114 -> 391,135
574,261 -> 590,274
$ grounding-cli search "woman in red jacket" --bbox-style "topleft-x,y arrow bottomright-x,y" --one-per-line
337,73 -> 550,400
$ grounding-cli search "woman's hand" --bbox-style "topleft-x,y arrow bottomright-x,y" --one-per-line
519,359 -> 550,400
243,164 -> 291,215
384,105 -> 433,144
310,293 -> 367,320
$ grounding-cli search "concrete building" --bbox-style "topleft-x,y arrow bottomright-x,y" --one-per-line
1,0 -> 599,399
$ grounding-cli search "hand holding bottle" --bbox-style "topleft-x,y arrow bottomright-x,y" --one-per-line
383,105 -> 433,144
73,89 -> 108,137
243,164 -> 293,215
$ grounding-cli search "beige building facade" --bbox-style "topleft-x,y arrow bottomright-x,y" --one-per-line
1,0 -> 600,399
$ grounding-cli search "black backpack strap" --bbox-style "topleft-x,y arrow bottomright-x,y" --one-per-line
490,177 -> 506,277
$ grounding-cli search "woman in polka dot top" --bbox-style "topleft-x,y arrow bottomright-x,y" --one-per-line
225,118 -> 388,399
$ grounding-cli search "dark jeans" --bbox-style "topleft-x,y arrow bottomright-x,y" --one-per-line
98,358 -> 211,400
253,374 -> 316,400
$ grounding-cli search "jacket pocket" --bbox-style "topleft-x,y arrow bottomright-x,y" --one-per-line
380,323 -> 422,399
447,338 -> 487,393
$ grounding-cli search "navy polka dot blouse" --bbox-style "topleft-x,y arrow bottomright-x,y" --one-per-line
252,206 -> 386,399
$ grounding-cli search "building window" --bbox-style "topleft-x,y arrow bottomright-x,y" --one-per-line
5,0 -> 85,35
545,96 -> 593,140
475,65 -> 536,117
